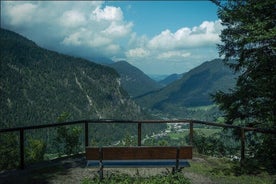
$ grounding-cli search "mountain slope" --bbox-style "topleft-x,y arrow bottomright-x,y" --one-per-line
135,59 -> 237,111
108,61 -> 162,97
159,73 -> 183,86
0,28 -> 145,128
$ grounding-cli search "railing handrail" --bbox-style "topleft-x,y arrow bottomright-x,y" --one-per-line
1,119 -> 275,134
1,119 -> 275,170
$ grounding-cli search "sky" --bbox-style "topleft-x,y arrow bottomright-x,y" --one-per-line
1,1 -> 222,75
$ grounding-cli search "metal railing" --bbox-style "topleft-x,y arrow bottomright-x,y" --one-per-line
0,119 -> 275,169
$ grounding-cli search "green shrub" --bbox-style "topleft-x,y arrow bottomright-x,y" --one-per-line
82,173 -> 190,184
0,133 -> 19,170
26,138 -> 46,163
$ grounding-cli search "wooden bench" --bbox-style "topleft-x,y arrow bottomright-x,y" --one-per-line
86,146 -> 192,179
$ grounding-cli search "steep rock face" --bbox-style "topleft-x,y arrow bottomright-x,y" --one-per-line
0,28 -> 143,128
109,61 -> 162,97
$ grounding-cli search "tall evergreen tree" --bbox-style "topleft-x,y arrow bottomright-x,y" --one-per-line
212,0 -> 276,169
212,0 -> 276,129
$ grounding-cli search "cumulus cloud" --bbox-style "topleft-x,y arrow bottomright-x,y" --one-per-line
4,2 -> 38,26
92,6 -> 123,22
126,48 -> 150,58
60,10 -> 86,28
148,20 -> 222,50
102,21 -> 133,38
1,1 -> 132,58
1,1 -> 223,74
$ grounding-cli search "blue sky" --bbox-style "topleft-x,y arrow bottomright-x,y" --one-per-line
1,1 -> 222,75
107,1 -> 218,36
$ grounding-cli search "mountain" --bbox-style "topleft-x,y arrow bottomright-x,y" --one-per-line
0,28 -> 147,128
159,73 -> 183,86
108,61 -> 162,97
87,56 -> 114,64
135,59 -> 237,118
148,74 -> 169,82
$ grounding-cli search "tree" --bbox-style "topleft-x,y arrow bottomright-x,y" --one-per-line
212,0 -> 276,169
54,112 -> 81,156
212,0 -> 276,128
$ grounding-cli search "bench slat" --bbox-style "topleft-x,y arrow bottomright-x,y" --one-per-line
87,160 -> 190,168
86,148 -> 99,160
86,146 -> 192,160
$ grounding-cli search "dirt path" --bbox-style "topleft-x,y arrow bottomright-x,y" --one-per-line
0,156 -> 215,184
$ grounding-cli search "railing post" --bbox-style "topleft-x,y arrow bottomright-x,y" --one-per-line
19,129 -> 25,169
138,123 -> 141,146
189,122 -> 193,145
85,121 -> 89,147
240,128 -> 245,167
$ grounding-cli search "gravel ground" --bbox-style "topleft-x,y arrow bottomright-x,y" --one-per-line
0,156 -> 214,184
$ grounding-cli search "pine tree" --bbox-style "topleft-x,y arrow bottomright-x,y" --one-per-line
212,0 -> 276,128
212,0 -> 276,169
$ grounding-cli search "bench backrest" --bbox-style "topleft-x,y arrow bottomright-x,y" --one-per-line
86,146 -> 192,160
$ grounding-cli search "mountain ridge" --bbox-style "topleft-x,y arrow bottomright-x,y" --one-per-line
108,61 -> 162,98
135,59 -> 237,118
0,28 -> 146,128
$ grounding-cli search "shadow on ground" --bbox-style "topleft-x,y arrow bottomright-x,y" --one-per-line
0,155 -> 89,184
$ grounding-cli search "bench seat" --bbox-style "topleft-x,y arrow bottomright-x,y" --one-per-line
87,159 -> 190,168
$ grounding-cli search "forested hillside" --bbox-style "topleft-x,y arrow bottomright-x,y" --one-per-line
0,28 -> 146,128
109,61 -> 162,97
159,73 -> 183,87
135,59 -> 237,120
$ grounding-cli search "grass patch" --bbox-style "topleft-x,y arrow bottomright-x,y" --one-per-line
187,154 -> 276,184
82,173 -> 191,184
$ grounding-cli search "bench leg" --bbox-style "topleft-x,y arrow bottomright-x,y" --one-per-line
172,166 -> 183,174
99,163 -> 104,180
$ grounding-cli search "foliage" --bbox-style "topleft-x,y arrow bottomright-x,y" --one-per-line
25,138 -> 46,164
122,132 -> 135,146
54,112 -> 82,155
82,173 -> 190,184
212,0 -> 276,127
0,133 -> 19,170
212,0 -> 276,169
190,130 -> 239,157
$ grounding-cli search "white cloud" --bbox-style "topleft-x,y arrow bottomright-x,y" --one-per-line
126,48 -> 150,58
62,31 -> 83,46
148,20 -> 222,50
5,2 -> 37,26
123,20 -> 222,74
60,10 -> 86,28
1,1 -> 134,58
157,51 -> 191,60
91,6 -> 123,22
102,21 -> 133,38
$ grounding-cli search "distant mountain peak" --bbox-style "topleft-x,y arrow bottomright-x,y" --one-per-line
109,61 -> 162,98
